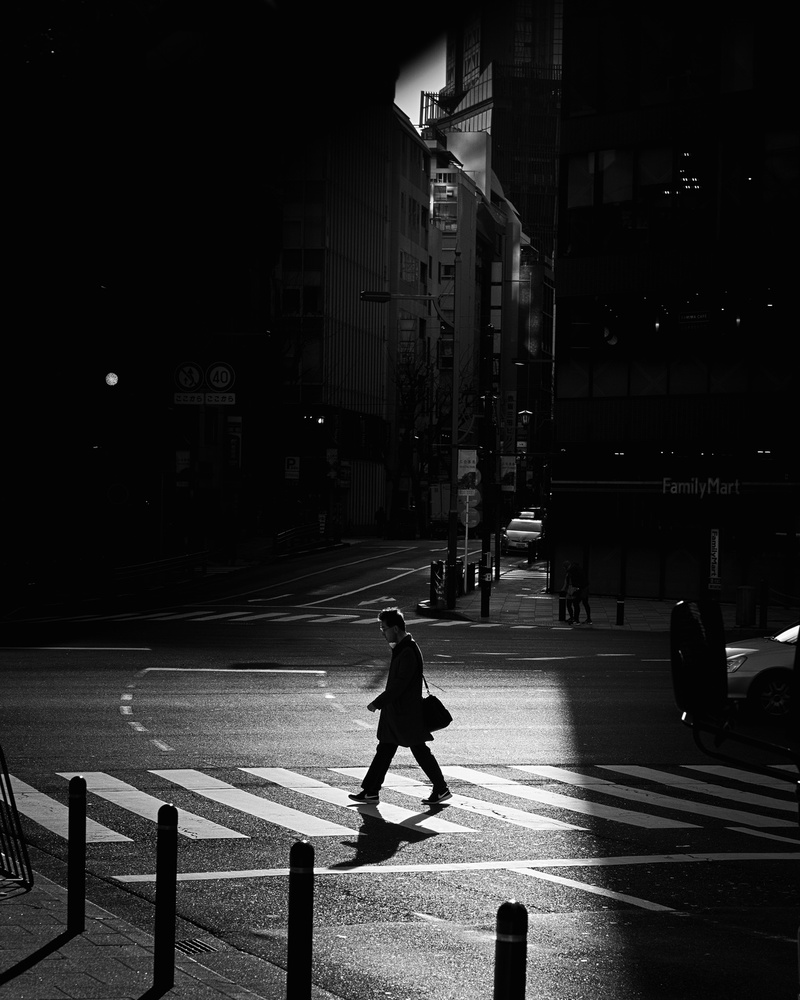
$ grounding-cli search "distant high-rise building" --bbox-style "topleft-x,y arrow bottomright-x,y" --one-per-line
423,0 -> 562,262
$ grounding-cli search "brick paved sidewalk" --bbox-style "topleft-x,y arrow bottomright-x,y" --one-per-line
0,872 -> 339,1000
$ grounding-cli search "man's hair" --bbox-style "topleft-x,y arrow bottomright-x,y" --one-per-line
378,607 -> 405,630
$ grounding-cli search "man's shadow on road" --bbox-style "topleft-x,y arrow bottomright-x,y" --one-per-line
330,811 -> 435,868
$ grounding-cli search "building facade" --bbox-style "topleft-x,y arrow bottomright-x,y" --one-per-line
550,1 -> 798,602
422,1 -> 561,521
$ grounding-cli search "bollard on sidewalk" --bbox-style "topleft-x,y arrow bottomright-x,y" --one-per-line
287,839 -> 315,1000
494,898 -> 528,999
67,775 -> 86,933
153,803 -> 178,989
616,596 -> 625,626
481,551 -> 492,618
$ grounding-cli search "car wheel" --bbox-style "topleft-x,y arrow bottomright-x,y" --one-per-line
747,670 -> 793,718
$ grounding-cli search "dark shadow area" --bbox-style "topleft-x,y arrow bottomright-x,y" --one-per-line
330,811 -> 432,868
138,984 -> 172,1000
0,929 -> 78,986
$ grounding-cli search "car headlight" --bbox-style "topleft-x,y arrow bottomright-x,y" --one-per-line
726,654 -> 748,673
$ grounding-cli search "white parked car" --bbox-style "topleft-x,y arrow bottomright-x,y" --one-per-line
725,623 -> 797,718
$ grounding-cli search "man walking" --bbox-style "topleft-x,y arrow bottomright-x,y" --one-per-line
349,607 -> 451,806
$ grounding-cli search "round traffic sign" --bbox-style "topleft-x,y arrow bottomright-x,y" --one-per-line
206,362 -> 235,391
175,362 -> 203,391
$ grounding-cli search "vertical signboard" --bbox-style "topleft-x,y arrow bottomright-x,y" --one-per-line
709,528 -> 721,591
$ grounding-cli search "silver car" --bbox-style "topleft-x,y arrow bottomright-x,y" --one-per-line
501,517 -> 543,555
725,623 -> 797,718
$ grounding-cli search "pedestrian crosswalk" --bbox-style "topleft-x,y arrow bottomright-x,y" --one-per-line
10,764 -> 799,847
24,607 -> 506,628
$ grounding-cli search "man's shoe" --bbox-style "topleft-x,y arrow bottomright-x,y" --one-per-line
348,790 -> 378,803
585,619 -> 593,625
422,788 -> 452,805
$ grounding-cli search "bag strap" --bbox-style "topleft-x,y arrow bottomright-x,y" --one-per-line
410,635 -> 444,696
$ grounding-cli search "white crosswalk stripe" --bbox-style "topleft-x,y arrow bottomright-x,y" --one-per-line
443,766 -> 699,829
242,768 -> 474,834
11,763 -> 799,847
57,772 -> 248,840
517,766 -> 796,827
10,776 -> 131,843
150,768 -> 353,837
597,765 -> 797,814
681,764 -> 798,792
332,767 -> 585,831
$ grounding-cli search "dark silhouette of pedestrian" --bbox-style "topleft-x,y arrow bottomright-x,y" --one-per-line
562,560 -> 592,625
349,607 -> 451,805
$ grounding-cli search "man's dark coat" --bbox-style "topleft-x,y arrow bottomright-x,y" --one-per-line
372,632 -> 433,746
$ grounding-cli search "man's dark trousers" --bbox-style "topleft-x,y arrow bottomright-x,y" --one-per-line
362,743 -> 446,793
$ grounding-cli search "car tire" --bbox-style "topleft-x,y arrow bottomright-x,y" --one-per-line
746,669 -> 793,718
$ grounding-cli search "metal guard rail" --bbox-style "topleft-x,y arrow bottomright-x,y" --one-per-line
0,743 -> 34,889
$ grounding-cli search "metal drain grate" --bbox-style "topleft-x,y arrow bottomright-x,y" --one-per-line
175,937 -> 220,956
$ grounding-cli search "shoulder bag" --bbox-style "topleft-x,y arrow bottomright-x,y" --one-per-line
422,675 -> 453,731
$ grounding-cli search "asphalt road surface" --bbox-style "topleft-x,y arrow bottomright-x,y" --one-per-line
2,541 -> 798,999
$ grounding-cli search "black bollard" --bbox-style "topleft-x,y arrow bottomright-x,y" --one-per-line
493,899 -> 528,999
287,840 -> 315,1000
67,775 -> 86,933
481,553 -> 492,618
153,803 -> 178,989
616,596 -> 625,626
558,592 -> 567,621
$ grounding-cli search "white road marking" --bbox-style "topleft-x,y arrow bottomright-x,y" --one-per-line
10,777 -> 131,842
682,764 -> 798,791
599,765 -> 797,813
136,667 -> 327,675
227,612 -> 308,621
519,766 -> 796,828
513,867 -> 674,911
113,852 -> 800,883
243,613 -> 324,623
333,768 -> 584,831
57,772 -> 247,840
11,646 -> 152,651
191,611 -> 262,621
309,615 -> 360,623
445,766 -> 698,829
150,769 -> 353,837
508,656 -> 576,661
242,768 -> 475,834
140,611 -> 221,620
727,827 -> 800,844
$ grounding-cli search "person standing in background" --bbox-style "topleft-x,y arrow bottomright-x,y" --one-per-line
562,560 -> 592,625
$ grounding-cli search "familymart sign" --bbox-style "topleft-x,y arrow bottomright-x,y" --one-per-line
662,477 -> 741,498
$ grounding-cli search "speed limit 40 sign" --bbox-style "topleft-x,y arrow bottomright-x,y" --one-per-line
206,363 -> 235,391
